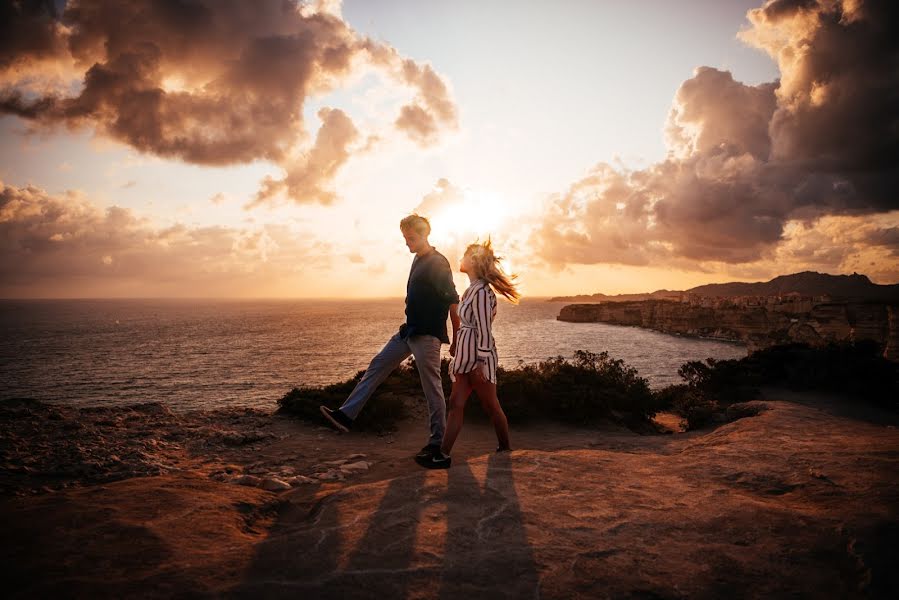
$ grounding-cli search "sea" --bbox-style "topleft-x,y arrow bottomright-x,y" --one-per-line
0,299 -> 747,411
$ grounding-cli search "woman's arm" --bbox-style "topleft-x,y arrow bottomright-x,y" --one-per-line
471,287 -> 494,382
474,287 -> 495,358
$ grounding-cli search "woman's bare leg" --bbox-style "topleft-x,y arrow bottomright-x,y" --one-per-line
441,374 -> 473,455
472,379 -> 511,450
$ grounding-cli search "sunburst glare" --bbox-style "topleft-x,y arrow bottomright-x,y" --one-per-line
428,189 -> 509,247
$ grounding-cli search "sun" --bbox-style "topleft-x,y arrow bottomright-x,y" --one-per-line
428,189 -> 510,247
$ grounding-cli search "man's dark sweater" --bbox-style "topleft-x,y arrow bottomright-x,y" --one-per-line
399,247 -> 459,343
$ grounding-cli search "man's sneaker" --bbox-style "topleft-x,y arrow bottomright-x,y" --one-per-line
319,406 -> 352,432
415,451 -> 451,470
415,444 -> 442,460
496,445 -> 512,453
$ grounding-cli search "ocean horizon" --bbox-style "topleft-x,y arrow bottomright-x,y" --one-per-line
1,298 -> 747,411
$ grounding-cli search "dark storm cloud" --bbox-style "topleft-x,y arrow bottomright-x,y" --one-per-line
0,0 -> 66,70
865,227 -> 899,256
535,0 -> 899,269
746,0 -> 899,208
2,0 -> 349,165
0,0 -> 457,202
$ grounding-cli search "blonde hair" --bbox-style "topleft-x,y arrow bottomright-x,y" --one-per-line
399,214 -> 431,236
465,239 -> 521,304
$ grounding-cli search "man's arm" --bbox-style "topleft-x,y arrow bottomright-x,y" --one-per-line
431,255 -> 460,349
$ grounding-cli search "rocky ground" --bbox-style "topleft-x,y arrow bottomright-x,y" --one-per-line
2,393 -> 898,598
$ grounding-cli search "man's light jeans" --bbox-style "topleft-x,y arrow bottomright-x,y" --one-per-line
339,333 -> 446,446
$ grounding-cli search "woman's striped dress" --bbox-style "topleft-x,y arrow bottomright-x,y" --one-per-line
450,279 -> 499,384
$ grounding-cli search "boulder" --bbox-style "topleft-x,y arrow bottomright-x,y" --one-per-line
260,478 -> 292,492
233,475 -> 261,487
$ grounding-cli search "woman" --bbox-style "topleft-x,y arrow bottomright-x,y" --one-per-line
415,239 -> 520,469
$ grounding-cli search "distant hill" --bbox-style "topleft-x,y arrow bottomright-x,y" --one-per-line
550,271 -> 899,303
687,272 -> 899,301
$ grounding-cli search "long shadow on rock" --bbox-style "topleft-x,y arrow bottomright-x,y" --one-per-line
339,470 -> 431,596
228,483 -> 344,599
231,471 -> 430,599
439,453 -> 540,599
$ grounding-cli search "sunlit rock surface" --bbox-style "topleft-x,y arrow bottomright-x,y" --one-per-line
4,397 -> 897,598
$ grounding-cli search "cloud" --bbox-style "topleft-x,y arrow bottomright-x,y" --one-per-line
741,0 -> 899,211
1,0 -> 457,204
363,45 -> 458,145
392,60 -> 457,145
0,179 -> 337,296
534,0 -> 899,277
761,212 -> 899,282
413,177 -> 463,216
665,67 -> 777,161
865,226 -> 899,256
0,0 -> 68,75
248,107 -> 359,208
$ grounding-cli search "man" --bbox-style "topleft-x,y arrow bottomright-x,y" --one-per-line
320,214 -> 460,467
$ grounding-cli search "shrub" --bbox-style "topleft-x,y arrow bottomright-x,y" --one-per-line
278,350 -> 660,430
670,387 -> 718,430
278,363 -> 417,431
655,341 -> 899,429
495,350 -> 658,426
741,341 -> 898,408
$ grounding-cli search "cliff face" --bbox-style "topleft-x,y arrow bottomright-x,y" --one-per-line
558,300 -> 899,359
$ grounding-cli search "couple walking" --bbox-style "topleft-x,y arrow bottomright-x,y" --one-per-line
320,214 -> 520,469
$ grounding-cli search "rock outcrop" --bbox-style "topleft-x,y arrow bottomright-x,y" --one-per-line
0,399 -> 374,497
558,300 -> 899,359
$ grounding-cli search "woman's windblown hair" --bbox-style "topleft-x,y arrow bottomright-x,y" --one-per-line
465,239 -> 521,304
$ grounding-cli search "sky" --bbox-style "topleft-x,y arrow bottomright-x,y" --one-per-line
1,0 -> 897,298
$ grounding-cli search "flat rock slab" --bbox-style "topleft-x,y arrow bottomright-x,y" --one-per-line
4,400 -> 899,598
232,401 -> 898,599
3,473 -> 279,598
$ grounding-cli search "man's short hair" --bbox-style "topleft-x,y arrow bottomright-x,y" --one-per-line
400,214 -> 431,236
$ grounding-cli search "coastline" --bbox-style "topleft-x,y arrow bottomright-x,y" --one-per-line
557,300 -> 899,358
